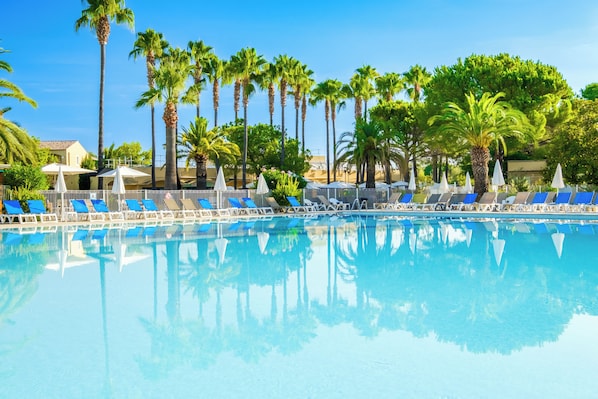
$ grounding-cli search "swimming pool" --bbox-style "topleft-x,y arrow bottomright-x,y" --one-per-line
1,215 -> 597,398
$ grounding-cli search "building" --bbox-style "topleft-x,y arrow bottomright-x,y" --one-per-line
39,140 -> 88,167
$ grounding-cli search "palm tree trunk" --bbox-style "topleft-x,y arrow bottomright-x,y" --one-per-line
98,43 -> 106,189
331,107 -> 337,182
301,95 -> 307,154
471,145 -> 490,194
268,83 -> 275,126
197,157 -> 207,189
242,95 -> 248,188
151,104 -> 156,189
280,82 -> 287,167
325,100 -> 331,184
163,102 -> 178,190
213,79 -> 219,128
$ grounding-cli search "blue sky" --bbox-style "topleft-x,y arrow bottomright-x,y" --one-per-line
2,1 -> 598,161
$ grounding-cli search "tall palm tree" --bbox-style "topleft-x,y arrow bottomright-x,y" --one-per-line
75,0 -> 134,188
354,65 -> 379,121
136,48 -> 193,190
204,56 -> 228,128
310,79 -> 342,184
429,92 -> 532,194
179,117 -> 240,189
256,62 -> 277,127
188,40 -> 214,118
375,72 -> 403,102
230,48 -> 266,187
129,28 -> 168,189
403,64 -> 432,103
273,55 -> 299,166
289,63 -> 314,145
300,72 -> 315,154
227,56 -> 242,121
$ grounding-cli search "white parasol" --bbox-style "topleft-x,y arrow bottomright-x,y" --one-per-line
464,172 -> 473,193
214,167 -> 227,208
491,160 -> 505,192
408,169 -> 416,193
439,172 -> 450,193
256,173 -> 270,195
111,167 -> 126,210
551,163 -> 565,194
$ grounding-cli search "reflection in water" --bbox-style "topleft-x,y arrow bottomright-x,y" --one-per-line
0,216 -> 598,397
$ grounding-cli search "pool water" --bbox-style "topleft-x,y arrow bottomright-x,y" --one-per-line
1,215 -> 597,398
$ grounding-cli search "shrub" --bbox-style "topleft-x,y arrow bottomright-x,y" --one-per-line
4,164 -> 49,191
5,187 -> 46,212
265,170 -> 303,206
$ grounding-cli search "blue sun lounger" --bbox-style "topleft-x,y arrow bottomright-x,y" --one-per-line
2,200 -> 38,224
26,199 -> 58,222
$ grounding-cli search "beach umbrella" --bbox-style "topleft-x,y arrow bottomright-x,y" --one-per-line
111,167 -> 126,211
55,166 -> 68,221
390,181 -> 408,188
439,172 -> 450,193
325,181 -> 354,188
551,163 -> 565,194
464,172 -> 473,193
358,181 -> 389,189
41,163 -> 94,175
408,169 -> 416,193
256,173 -> 270,194
491,160 -> 505,192
214,167 -> 227,208
97,166 -> 149,178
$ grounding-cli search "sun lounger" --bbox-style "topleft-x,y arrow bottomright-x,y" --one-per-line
242,197 -> 274,214
26,199 -> 58,222
520,192 -> 549,212
164,198 -> 195,219
404,193 -> 427,210
433,192 -> 453,211
2,200 -> 38,224
545,192 -> 572,212
414,194 -> 441,210
287,196 -> 316,212
91,199 -> 124,221
564,192 -> 594,212
124,199 -> 159,220
304,198 -> 327,211
142,199 -> 175,219
265,197 -> 287,213
316,195 -> 345,211
228,197 -> 259,215
450,193 -> 478,211
329,198 -> 350,210
197,198 -> 231,217
500,192 -> 531,211
389,193 -> 414,210
66,199 -> 106,222
374,192 -> 401,209
473,192 -> 498,211
180,198 -> 209,218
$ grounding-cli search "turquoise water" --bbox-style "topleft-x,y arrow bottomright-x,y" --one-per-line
1,215 -> 597,398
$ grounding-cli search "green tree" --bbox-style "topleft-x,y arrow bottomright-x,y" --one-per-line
429,92 -> 533,194
545,99 -> 598,185
0,46 -> 38,165
229,48 -> 266,187
336,119 -> 391,188
288,62 -> 314,147
4,164 -> 48,190
75,0 -> 135,188
581,83 -> 598,101
256,62 -> 277,127
403,64 -> 431,103
136,47 -> 193,189
179,117 -> 240,189
129,28 -> 169,189
375,72 -> 403,102
273,55 -> 299,166
425,54 -> 573,146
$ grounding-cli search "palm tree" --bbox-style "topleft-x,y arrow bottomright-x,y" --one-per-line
230,48 -> 266,188
375,72 -> 403,102
256,62 -> 277,127
188,40 -> 214,118
179,117 -> 240,189
403,64 -> 431,103
129,28 -> 168,189
310,79 -> 343,184
227,56 -> 242,121
336,119 -> 390,188
75,0 -> 134,188
204,56 -> 228,128
0,47 -> 38,164
350,65 -> 379,122
136,48 -> 193,190
273,55 -> 299,166
429,92 -> 532,194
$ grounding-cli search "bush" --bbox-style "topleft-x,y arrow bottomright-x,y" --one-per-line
5,187 -> 46,212
4,164 -> 49,191
264,170 -> 303,206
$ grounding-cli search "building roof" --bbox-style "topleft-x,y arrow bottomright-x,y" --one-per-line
39,140 -> 80,150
